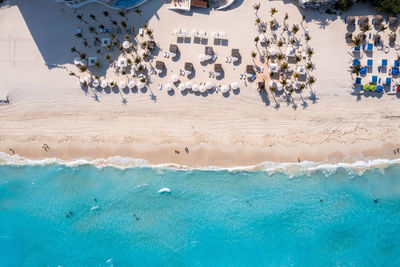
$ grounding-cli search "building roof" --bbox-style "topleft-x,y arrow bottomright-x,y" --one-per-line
192,0 -> 208,8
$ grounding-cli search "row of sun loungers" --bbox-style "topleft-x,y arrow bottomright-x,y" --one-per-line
172,29 -> 227,39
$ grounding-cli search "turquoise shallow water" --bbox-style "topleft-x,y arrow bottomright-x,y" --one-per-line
1,163 -> 400,266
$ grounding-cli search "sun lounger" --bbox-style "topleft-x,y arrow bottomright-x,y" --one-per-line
354,77 -> 362,85
367,59 -> 373,68
370,75 -> 378,84
353,59 -> 360,66
384,77 -> 391,85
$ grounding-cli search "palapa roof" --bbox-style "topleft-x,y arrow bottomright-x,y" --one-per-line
389,17 -> 398,27
345,32 -> 353,40
169,44 -> 178,53
389,34 -> 396,43
358,33 -> 366,41
373,34 -> 381,43
184,62 -> 193,71
359,16 -> 369,26
374,15 -> 383,26
214,63 -> 223,72
146,41 -> 156,51
246,65 -> 255,74
205,46 -> 214,56
347,16 -> 355,25
155,60 -> 164,70
231,49 -> 240,57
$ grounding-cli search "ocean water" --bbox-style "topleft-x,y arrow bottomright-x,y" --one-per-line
1,161 -> 400,266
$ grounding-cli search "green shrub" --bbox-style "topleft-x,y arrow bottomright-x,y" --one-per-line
334,0 -> 353,11
363,84 -> 377,91
367,0 -> 400,14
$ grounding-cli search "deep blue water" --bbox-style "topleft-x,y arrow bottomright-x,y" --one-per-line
1,164 -> 400,266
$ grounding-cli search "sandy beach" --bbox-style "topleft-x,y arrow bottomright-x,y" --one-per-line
0,0 -> 400,167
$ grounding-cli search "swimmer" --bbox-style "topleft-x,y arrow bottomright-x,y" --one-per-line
374,199 -> 379,204
69,211 -> 73,216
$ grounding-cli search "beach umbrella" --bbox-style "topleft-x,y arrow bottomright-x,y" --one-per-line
122,41 -> 131,49
118,80 -> 127,89
198,54 -> 206,62
164,83 -> 173,91
230,81 -> 239,90
268,48 -> 278,56
376,85 -> 383,93
108,79 -> 115,87
185,70 -> 192,75
374,15 -> 383,27
199,84 -> 206,93
205,81 -> 213,90
178,83 -> 186,92
137,82 -> 145,90
396,79 -> 400,86
170,52 -> 177,58
192,84 -> 199,92
100,80 -> 108,88
346,16 -> 355,25
232,57 -> 239,62
214,72 -> 221,77
128,80 -> 135,89
259,34 -> 267,43
359,16 -> 369,27
392,68 -> 399,76
360,67 -> 367,75
92,79 -> 99,88
220,85 -> 228,93
276,82 -> 283,91
85,76 -> 92,84
204,55 -> 212,61
185,81 -> 193,89
171,74 -> 179,83
156,68 -> 163,74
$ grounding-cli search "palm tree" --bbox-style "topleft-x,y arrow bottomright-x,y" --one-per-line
349,64 -> 361,75
284,13 -> 288,22
253,3 -> 260,15
120,20 -> 127,29
251,51 -> 257,60
295,55 -> 301,64
299,83 -> 305,91
69,71 -> 77,77
254,36 -> 260,45
307,48 -> 314,57
305,35 -> 311,43
293,72 -> 300,80
141,41 -> 147,48
111,20 -> 117,25
360,24 -> 371,33
135,9 -> 142,16
277,39 -> 284,48
146,29 -> 153,38
79,65 -> 87,72
103,11 -> 109,17
96,49 -> 101,54
125,35 -> 130,40
134,57 -> 141,64
94,61 -> 100,68
83,41 -> 88,47
142,23 -> 148,29
105,54 -> 112,61
88,26 -> 96,33
76,14 -> 87,23
290,38 -> 296,46
80,53 -> 87,60
106,44 -> 112,50
255,17 -> 261,25
127,58 -> 132,66
269,84 -> 277,93
307,76 -> 316,86
281,78 -> 288,88
280,62 -> 289,72
99,24 -> 105,30
140,77 -> 146,83
270,8 -> 278,16
109,80 -> 115,87
75,33 -> 82,39
292,24 -> 300,35
121,70 -> 126,75
351,36 -> 362,47
306,62 -> 313,71
119,11 -> 125,17
90,14 -> 96,21
301,15 -> 306,24
70,46 -> 80,54
277,53 -> 284,62
137,64 -> 144,72
269,19 -> 275,28
111,33 -> 117,39
378,24 -> 387,32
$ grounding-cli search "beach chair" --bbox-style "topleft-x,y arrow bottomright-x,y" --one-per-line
354,77 -> 362,85
352,59 -> 360,66
352,45 -> 361,53
365,43 -> 373,51
370,75 -> 378,84
384,77 -> 391,85
367,59 -> 373,68
393,60 -> 400,68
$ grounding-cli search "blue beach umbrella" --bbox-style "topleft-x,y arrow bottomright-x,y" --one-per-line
360,67 -> 367,75
376,85 -> 383,93
392,68 -> 399,76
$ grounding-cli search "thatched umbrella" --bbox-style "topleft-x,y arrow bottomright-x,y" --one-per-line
358,33 -> 366,42
373,34 -> 381,44
347,16 -> 355,25
374,15 -> 383,27
389,17 -> 398,27
359,16 -> 369,27
389,33 -> 396,43
345,32 -> 353,42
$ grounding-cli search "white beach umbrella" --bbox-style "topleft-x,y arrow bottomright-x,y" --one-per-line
259,34 -> 267,43
118,80 -> 127,89
221,85 -> 228,93
232,57 -> 239,62
205,81 -> 213,90
204,55 -> 212,61
198,54 -> 206,62
286,47 -> 296,57
128,80 -> 135,89
230,82 -> 239,90
215,72 -> 221,77
269,63 -> 278,73
74,57 -> 85,66
171,74 -> 179,83
100,80 -> 108,88
137,82 -> 145,90
396,79 -> 400,86
122,41 -> 131,49
164,83 -> 173,91
185,81 -> 193,89
185,70 -> 192,75
108,79 -> 115,87
268,48 -> 278,56
92,79 -> 99,88
156,68 -> 163,74
170,52 -> 177,58
192,84 -> 199,92
178,83 -> 186,92
199,84 -> 206,93
276,82 -> 283,91
85,76 -> 92,84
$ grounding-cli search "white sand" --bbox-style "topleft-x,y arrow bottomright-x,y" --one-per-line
0,0 -> 399,167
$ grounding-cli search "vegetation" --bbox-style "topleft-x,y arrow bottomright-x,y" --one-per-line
270,8 -> 278,16
334,0 -> 353,11
253,3 -> 260,15
363,84 -> 377,91
368,0 -> 400,14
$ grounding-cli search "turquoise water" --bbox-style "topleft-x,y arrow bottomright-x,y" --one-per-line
1,163 -> 400,266
113,0 -> 143,8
